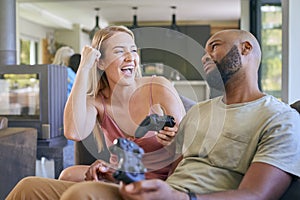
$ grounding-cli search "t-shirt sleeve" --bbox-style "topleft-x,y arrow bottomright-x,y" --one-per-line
253,110 -> 300,177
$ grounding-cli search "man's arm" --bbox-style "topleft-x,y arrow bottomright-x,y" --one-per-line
120,162 -> 292,200
192,162 -> 292,200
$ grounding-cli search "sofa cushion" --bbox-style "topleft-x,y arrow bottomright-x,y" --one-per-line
179,95 -> 196,112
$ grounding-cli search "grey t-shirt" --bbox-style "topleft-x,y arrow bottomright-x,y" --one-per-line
166,95 -> 300,193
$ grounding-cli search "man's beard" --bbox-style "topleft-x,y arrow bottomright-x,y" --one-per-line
206,45 -> 242,92
206,67 -> 225,93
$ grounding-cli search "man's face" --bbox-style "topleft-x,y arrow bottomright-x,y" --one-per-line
202,32 -> 242,89
215,45 -> 242,84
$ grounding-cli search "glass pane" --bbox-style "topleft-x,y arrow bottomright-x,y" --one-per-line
20,39 -> 38,65
260,5 -> 282,99
0,74 -> 40,118
20,40 -> 31,65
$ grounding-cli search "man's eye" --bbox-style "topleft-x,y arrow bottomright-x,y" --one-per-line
211,44 -> 219,51
131,49 -> 137,53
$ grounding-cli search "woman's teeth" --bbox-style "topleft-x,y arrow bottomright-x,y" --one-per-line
121,67 -> 133,74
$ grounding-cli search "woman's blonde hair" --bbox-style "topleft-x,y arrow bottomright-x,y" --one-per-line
52,46 -> 74,66
87,25 -> 142,98
88,26 -> 142,151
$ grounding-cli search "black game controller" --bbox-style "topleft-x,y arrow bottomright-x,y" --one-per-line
109,138 -> 147,184
134,114 -> 176,138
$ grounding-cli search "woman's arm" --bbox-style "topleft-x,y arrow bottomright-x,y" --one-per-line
152,76 -> 185,124
64,46 -> 101,141
151,76 -> 186,145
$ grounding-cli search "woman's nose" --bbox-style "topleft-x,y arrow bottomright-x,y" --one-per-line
124,52 -> 134,61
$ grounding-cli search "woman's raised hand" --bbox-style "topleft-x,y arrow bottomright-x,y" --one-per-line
79,45 -> 101,70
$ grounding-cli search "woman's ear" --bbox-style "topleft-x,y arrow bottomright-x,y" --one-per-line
97,59 -> 105,70
241,41 -> 252,55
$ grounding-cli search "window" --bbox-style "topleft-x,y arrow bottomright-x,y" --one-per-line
250,0 -> 282,99
20,38 -> 38,65
261,5 -> 282,98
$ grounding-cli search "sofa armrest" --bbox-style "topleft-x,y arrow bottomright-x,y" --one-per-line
0,127 -> 37,199
280,178 -> 300,200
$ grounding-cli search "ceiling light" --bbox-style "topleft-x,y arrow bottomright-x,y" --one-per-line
170,6 -> 180,32
89,7 -> 100,41
130,7 -> 139,29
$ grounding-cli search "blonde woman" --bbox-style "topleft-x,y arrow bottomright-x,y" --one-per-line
60,25 -> 186,182
52,46 -> 76,96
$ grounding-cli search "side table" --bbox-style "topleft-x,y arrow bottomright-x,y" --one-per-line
36,136 -> 67,179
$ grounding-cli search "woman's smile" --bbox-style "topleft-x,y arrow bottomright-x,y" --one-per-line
120,65 -> 135,76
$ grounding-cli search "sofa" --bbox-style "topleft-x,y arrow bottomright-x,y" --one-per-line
73,99 -> 300,199
281,100 -> 300,199
0,117 -> 37,199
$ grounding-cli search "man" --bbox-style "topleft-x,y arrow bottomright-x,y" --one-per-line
7,30 -> 300,200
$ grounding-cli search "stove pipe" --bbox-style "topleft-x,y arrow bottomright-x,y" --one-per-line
0,0 -> 16,66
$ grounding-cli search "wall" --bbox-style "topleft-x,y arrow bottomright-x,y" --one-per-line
240,0 -> 250,31
18,18 -> 53,42
18,18 -> 90,64
137,25 -> 211,80
282,0 -> 300,104
116,20 -> 239,36
18,18 -> 53,64
54,24 -> 90,53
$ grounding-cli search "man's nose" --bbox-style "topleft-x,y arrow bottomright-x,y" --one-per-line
201,53 -> 210,64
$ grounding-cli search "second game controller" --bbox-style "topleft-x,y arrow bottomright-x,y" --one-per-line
134,114 -> 176,138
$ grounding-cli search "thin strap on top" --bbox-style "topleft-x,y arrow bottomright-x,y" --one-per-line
149,75 -> 156,114
100,93 -> 107,113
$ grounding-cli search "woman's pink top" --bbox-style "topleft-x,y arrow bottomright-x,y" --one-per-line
99,81 -> 174,180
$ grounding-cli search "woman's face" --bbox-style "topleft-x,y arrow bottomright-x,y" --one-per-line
99,32 -> 139,86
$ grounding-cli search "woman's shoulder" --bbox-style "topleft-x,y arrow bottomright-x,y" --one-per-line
137,75 -> 172,86
86,94 -> 103,107
86,94 -> 105,116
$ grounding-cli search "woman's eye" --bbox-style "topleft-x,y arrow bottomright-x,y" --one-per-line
115,50 -> 124,54
131,49 -> 137,53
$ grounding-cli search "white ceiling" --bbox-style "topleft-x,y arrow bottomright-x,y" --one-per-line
17,0 -> 241,30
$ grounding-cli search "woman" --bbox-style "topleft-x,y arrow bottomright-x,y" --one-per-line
60,25 -> 186,182
52,46 -> 76,96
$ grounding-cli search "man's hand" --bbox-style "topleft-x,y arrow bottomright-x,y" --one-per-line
84,160 -> 117,183
119,179 -> 188,200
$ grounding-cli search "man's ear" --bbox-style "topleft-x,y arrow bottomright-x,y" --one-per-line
241,41 -> 252,55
